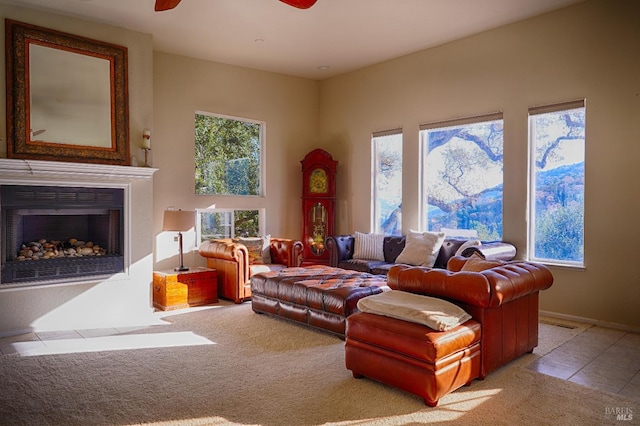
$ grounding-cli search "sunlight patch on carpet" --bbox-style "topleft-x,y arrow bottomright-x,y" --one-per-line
129,416 -> 247,425
9,332 -> 215,356
432,387 -> 503,417
327,388 -> 503,424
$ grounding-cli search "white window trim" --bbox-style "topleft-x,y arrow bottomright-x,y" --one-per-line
196,207 -> 266,242
371,128 -> 402,234
527,99 -> 586,268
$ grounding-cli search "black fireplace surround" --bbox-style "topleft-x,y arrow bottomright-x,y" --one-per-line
1,185 -> 125,285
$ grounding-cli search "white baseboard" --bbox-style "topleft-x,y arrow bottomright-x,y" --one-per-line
540,310 -> 640,334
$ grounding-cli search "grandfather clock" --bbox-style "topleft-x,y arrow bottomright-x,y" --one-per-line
301,149 -> 338,265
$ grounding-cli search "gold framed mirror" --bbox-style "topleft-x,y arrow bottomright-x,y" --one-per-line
5,19 -> 129,165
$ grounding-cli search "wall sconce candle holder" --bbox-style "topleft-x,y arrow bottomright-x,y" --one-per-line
142,129 -> 152,167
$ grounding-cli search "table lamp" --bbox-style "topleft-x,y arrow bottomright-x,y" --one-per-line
163,209 -> 195,271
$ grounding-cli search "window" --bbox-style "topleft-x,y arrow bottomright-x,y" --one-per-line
372,129 -> 403,235
196,208 -> 263,242
195,112 -> 264,196
528,100 -> 585,265
419,113 -> 504,240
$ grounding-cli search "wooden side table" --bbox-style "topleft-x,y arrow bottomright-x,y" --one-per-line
152,267 -> 218,311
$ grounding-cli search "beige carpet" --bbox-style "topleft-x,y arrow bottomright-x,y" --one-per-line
0,302 -> 637,426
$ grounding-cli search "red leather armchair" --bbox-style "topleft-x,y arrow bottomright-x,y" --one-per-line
198,238 -> 303,303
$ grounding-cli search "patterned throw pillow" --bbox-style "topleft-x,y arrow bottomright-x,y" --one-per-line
394,230 -> 446,267
455,239 -> 481,256
460,253 -> 504,272
234,235 -> 271,265
353,232 -> 385,261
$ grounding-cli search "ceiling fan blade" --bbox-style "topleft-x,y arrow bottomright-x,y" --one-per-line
155,0 -> 182,12
279,0 -> 318,9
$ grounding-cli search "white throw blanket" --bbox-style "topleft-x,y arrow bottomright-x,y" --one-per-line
357,290 -> 472,331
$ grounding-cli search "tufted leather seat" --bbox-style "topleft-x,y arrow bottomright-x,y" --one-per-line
250,265 -> 389,337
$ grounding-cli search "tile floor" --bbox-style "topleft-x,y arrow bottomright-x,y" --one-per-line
528,324 -> 640,400
1,318 -> 639,401
0,326 -> 151,357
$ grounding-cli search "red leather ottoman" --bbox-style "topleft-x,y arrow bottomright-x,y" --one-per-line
345,311 -> 481,406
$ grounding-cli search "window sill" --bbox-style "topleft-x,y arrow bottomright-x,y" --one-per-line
529,259 -> 585,271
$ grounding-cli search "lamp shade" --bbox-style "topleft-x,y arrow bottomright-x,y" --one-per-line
163,210 -> 195,232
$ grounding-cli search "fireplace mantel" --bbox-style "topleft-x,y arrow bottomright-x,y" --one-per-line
0,157 -> 157,289
0,157 -> 159,335
0,158 -> 156,184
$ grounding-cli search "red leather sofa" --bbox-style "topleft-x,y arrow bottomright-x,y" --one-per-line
345,256 -> 554,405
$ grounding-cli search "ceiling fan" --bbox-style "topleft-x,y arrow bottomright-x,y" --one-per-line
154,0 -> 318,12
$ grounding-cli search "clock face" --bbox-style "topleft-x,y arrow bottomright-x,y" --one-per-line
309,168 -> 328,193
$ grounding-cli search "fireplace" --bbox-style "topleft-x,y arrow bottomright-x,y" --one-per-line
1,185 -> 125,285
0,159 -> 157,334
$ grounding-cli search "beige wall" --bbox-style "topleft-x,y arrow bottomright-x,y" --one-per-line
319,0 -> 640,329
151,53 -> 320,270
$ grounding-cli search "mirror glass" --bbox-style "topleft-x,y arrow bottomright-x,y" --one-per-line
6,20 -> 129,165
29,44 -> 112,147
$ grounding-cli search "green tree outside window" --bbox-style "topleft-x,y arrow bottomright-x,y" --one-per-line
195,113 -> 262,196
